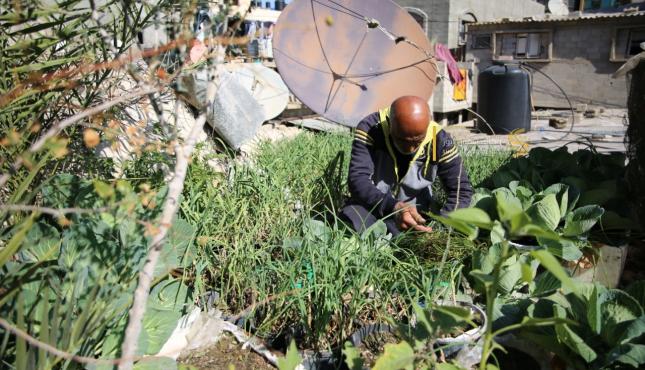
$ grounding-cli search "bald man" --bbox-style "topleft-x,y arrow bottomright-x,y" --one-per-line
340,96 -> 473,236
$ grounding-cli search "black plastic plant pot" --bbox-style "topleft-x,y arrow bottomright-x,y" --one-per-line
434,300 -> 487,357
299,350 -> 338,370
349,301 -> 487,359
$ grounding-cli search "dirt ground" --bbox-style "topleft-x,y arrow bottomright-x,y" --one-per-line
447,108 -> 628,153
178,334 -> 275,370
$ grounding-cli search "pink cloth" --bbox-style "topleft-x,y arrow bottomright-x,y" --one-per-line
434,43 -> 463,85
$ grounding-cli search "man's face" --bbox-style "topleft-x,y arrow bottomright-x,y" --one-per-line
390,119 -> 426,155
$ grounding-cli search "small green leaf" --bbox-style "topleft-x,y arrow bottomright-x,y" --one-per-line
372,342 -> 415,370
93,180 -> 114,199
277,340 -> 302,370
494,189 -> 524,222
538,237 -> 583,262
563,205 -> 604,237
542,183 -> 570,218
588,284 -> 602,335
530,250 -> 578,294
508,213 -> 533,235
133,357 -> 177,370
447,208 -> 493,229
412,303 -> 434,339
515,224 -> 558,240
429,213 -> 478,240
617,316 -> 645,345
434,305 -> 472,321
555,317 -> 597,362
12,56 -> 81,73
521,262 -> 533,283
600,290 -> 644,345
100,212 -> 116,227
531,270 -> 562,296
139,309 -> 181,355
490,221 -> 506,245
343,342 -> 364,370
470,270 -> 495,288
606,343 -> 645,367
497,257 -> 523,295
526,194 -> 561,231
0,216 -> 35,266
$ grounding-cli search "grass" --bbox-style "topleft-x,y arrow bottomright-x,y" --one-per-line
176,131 -> 512,351
460,145 -> 513,188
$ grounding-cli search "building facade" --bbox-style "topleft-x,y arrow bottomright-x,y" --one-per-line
466,11 -> 645,108
394,0 -> 546,54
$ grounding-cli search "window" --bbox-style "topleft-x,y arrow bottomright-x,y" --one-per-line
471,34 -> 491,49
493,31 -> 551,61
459,12 -> 477,46
612,27 -> 645,61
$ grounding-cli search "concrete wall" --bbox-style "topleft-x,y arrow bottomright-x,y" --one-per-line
446,0 -> 546,47
467,16 -> 644,108
395,0 -> 545,48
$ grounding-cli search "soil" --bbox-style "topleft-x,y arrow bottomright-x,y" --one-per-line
492,347 -> 541,370
357,331 -> 400,368
178,334 -> 276,370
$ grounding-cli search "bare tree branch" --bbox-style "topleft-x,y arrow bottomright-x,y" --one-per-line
0,317 -> 168,366
118,113 -> 207,370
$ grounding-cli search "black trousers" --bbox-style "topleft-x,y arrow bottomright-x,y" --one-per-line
339,203 -> 401,237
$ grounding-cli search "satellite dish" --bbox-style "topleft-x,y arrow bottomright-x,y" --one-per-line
273,0 -> 437,127
548,0 -> 569,16
222,63 -> 290,121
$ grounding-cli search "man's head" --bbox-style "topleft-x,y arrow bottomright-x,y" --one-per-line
389,96 -> 430,155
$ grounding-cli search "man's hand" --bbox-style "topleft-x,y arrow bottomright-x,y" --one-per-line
394,202 -> 432,233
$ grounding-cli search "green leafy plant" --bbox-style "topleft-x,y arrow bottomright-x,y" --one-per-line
430,187 -> 591,369
452,180 -> 604,262
337,303 -> 477,370
482,147 -> 639,239
503,281 -> 645,369
0,174 -> 195,367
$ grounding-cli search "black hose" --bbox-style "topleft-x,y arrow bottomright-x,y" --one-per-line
520,62 -> 577,143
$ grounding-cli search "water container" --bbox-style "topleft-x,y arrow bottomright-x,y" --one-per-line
477,63 -> 531,134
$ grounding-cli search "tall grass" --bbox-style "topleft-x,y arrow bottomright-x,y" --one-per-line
177,132 -> 511,350
460,145 -> 513,187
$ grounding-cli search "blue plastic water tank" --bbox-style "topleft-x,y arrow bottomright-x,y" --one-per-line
477,63 -> 531,134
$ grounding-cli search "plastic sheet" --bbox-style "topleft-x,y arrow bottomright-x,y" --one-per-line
177,69 -> 265,149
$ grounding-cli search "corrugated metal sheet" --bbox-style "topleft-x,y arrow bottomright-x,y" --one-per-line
471,11 -> 645,26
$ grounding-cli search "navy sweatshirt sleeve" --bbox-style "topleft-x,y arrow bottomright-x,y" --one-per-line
347,113 -> 398,217
435,131 -> 473,215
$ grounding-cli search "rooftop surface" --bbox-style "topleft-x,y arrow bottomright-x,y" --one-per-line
449,108 -> 628,153
470,9 -> 645,26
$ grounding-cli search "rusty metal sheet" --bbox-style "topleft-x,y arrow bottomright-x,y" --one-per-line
273,0 -> 437,127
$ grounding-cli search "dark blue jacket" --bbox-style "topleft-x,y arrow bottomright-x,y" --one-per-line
348,108 -> 473,218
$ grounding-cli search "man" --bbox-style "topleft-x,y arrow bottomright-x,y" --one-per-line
340,96 -> 473,236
